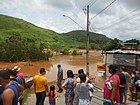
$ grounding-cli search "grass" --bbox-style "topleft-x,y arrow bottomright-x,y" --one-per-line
22,88 -> 34,105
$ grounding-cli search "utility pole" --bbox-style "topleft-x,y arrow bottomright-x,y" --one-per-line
86,5 -> 90,76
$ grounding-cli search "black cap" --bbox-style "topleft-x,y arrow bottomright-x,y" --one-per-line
0,70 -> 10,80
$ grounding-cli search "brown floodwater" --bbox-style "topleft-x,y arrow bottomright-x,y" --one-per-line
0,50 -> 104,87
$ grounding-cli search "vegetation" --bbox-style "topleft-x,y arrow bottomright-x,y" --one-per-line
0,34 -> 52,62
0,14 -> 139,62
62,30 -> 112,50
125,39 -> 140,48
0,14 -> 68,48
22,89 -> 32,105
71,49 -> 82,55
60,48 -> 70,55
103,38 -> 122,51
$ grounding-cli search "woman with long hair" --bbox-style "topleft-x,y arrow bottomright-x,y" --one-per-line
62,70 -> 75,105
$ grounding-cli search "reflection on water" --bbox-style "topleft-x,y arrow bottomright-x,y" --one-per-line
0,50 -> 104,84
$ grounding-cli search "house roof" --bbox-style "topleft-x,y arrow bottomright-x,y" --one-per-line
122,43 -> 137,45
106,49 -> 140,55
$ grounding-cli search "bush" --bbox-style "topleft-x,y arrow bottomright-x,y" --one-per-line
60,48 -> 70,55
0,34 -> 51,62
71,50 -> 82,55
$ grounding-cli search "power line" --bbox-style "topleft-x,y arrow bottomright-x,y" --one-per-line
94,7 -> 140,30
83,0 -> 97,10
92,14 -> 140,37
83,0 -> 99,14
117,7 -> 140,22
89,0 -> 99,7
82,0 -> 93,10
83,0 -> 140,40
82,0 -> 99,32
89,24 -> 94,31
90,0 -> 116,21
95,12 -> 140,30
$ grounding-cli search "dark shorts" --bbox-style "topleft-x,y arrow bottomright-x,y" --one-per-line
49,100 -> 55,104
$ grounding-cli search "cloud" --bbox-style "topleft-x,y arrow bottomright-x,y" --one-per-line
120,0 -> 140,9
44,0 -> 73,11
0,0 -> 140,41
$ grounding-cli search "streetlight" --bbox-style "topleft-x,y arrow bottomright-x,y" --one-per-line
63,12 -> 90,76
63,15 -> 85,30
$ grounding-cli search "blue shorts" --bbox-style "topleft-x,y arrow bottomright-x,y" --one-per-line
49,100 -> 55,104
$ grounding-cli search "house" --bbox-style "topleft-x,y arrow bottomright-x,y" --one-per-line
121,43 -> 138,50
105,49 -> 140,78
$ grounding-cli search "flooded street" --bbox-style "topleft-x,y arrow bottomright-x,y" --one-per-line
0,50 -> 104,86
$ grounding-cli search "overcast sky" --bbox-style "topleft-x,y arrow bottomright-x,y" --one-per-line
0,0 -> 140,41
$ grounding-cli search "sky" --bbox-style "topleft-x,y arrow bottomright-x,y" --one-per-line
0,0 -> 140,41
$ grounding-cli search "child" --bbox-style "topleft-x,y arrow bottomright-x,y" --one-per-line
87,80 -> 94,101
49,85 -> 57,105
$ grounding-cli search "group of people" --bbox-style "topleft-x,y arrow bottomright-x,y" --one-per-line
0,66 -> 25,105
33,64 -> 140,105
103,64 -> 140,105
0,64 -> 139,105
130,70 -> 140,102
33,64 -> 93,105
62,69 -> 93,105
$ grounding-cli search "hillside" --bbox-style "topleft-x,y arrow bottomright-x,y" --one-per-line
62,30 -> 112,49
0,14 -> 70,48
0,14 -> 112,50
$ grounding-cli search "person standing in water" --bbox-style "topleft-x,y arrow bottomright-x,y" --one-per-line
57,64 -> 63,93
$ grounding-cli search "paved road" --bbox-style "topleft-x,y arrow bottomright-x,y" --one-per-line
25,89 -> 139,105
25,91 -> 104,105
24,80 -> 139,105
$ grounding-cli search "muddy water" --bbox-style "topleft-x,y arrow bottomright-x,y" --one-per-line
0,50 -> 104,86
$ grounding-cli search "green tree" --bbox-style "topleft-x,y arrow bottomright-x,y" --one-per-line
125,39 -> 140,49
104,38 -> 121,51
0,34 -> 51,62
90,43 -> 100,50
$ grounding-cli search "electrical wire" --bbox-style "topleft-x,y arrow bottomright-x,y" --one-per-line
94,12 -> 140,30
90,0 -> 116,21
82,0 -> 99,14
82,0 -> 94,10
93,7 -> 140,30
89,0 -> 99,7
